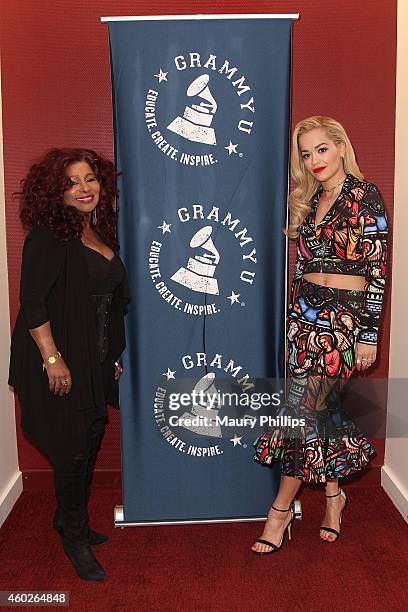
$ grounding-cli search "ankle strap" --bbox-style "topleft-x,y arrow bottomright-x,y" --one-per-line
271,504 -> 290,512
325,489 -> 342,498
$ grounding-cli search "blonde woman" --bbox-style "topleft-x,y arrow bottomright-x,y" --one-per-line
252,116 -> 388,553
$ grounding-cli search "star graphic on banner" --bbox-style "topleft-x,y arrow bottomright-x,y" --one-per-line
158,221 -> 172,234
225,141 -> 238,155
154,69 -> 168,83
163,368 -> 176,381
227,291 -> 241,305
230,434 -> 243,447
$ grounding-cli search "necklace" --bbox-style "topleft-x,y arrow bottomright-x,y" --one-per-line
322,176 -> 347,193
315,176 -> 346,227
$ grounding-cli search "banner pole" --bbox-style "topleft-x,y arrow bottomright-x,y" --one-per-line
101,14 -> 300,22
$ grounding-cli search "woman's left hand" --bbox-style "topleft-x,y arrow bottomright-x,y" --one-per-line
114,361 -> 123,381
355,342 -> 377,371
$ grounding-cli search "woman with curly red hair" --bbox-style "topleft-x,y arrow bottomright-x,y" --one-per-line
9,148 -> 131,581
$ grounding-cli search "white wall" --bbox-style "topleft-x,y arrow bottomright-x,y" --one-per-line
0,64 -> 22,528
381,0 -> 408,522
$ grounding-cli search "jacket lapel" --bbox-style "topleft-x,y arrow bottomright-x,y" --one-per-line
311,174 -> 357,231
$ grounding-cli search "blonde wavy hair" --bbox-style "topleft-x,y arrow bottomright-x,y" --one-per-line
285,116 -> 364,239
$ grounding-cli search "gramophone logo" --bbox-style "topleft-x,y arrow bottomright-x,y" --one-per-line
144,52 -> 256,167
153,351 -> 257,460
179,373 -> 222,438
148,201 -> 258,316
171,226 -> 220,295
167,75 -> 218,146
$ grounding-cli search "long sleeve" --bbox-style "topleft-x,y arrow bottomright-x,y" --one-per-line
288,230 -> 309,310
20,226 -> 67,329
293,232 -> 307,281
356,184 -> 388,345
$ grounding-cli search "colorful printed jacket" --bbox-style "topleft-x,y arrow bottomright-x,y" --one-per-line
293,173 -> 388,345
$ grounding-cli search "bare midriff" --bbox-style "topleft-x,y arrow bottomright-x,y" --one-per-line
303,272 -> 366,291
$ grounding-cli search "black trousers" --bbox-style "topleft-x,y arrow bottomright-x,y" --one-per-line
52,415 -> 106,542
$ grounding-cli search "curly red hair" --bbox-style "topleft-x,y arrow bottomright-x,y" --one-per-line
18,148 -> 120,250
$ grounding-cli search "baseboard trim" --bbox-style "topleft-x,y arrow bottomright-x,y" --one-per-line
0,470 -> 23,528
381,465 -> 408,523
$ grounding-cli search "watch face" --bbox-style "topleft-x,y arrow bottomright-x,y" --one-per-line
49,356 -> 56,364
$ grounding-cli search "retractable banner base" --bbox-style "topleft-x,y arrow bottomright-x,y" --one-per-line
114,501 -> 303,527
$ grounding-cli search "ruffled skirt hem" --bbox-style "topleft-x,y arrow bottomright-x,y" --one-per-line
253,428 -> 376,484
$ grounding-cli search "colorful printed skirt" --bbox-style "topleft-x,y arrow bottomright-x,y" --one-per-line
253,277 -> 376,483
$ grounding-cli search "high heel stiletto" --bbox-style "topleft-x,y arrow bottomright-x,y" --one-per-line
320,488 -> 347,542
252,502 -> 295,555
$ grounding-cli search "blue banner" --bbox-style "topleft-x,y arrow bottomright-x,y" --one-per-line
109,18 -> 292,522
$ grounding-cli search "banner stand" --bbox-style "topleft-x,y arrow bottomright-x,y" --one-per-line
106,14 -> 297,526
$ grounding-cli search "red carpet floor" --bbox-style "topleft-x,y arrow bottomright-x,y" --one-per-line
1,485 -> 408,612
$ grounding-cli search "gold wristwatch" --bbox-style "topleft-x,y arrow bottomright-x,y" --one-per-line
42,350 -> 62,371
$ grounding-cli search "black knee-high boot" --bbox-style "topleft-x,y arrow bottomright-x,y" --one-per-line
54,418 -> 108,546
53,455 -> 106,582
84,418 -> 108,544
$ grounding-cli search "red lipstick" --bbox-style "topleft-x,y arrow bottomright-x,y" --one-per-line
313,167 -> 326,174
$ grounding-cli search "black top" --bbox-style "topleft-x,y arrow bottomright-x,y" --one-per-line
82,244 -> 125,363
82,244 -> 125,294
8,227 -> 131,462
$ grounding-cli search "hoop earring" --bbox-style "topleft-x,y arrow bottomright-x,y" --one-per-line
92,207 -> 97,225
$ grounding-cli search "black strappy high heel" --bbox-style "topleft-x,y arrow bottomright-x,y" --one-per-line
320,488 -> 347,542
252,502 -> 295,555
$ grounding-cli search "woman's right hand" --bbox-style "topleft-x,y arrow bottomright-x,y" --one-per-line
45,358 -> 72,396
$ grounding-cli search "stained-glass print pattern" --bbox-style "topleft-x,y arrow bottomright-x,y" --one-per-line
253,278 -> 377,483
292,174 -> 388,345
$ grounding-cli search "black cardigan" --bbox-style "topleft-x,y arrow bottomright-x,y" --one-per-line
8,226 -> 131,437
